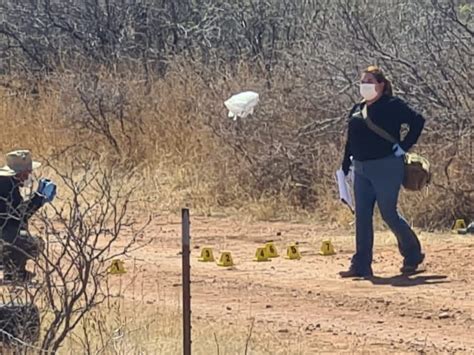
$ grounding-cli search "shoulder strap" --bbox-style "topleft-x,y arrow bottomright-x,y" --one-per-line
361,104 -> 398,144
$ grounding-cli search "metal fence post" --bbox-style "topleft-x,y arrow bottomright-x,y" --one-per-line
182,208 -> 191,355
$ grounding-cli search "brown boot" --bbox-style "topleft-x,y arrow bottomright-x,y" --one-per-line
339,266 -> 373,278
400,253 -> 425,274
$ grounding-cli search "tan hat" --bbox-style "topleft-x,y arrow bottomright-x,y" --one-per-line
0,150 -> 41,177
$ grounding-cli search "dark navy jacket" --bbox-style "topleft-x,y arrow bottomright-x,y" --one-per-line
342,95 -> 425,173
0,176 -> 44,240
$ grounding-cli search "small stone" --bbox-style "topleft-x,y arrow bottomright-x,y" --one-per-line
439,312 -> 450,319
226,306 -> 232,311
305,323 -> 320,332
266,305 -> 273,309
278,329 -> 289,333
376,320 -> 384,324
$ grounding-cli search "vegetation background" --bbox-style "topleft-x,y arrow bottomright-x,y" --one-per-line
1,0 -> 472,228
0,1 -> 472,352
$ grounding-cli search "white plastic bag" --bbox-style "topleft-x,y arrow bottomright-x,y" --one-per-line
224,91 -> 259,120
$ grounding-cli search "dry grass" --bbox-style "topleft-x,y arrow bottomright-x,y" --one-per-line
61,300 -> 296,354
56,271 -> 364,355
53,265 -> 312,355
0,62 -> 472,228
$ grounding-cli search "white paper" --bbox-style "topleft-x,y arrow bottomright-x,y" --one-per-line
336,168 -> 354,213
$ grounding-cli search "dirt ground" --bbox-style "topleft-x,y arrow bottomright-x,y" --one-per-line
115,215 -> 474,354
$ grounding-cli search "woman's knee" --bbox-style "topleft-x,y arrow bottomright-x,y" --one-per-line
379,207 -> 401,227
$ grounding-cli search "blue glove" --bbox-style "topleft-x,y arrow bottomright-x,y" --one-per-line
392,143 -> 405,157
38,178 -> 57,203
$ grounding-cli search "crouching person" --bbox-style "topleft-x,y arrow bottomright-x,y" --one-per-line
0,150 -> 56,282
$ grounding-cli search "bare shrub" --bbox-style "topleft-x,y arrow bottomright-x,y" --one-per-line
2,153 -> 151,353
0,0 -> 472,228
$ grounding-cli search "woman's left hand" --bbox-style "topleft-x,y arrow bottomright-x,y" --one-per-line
392,144 -> 406,157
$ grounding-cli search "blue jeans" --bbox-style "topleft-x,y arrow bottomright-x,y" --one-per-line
351,155 -> 423,272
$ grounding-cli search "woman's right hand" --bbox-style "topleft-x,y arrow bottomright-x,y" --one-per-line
342,163 -> 351,176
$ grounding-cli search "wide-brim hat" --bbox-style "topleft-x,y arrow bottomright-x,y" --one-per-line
0,150 -> 41,177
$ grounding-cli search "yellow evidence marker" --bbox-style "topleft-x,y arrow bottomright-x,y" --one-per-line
217,251 -> 234,267
285,243 -> 301,260
198,247 -> 215,262
265,242 -> 279,258
319,240 -> 336,256
108,259 -> 126,275
254,246 -> 271,262
452,219 -> 466,231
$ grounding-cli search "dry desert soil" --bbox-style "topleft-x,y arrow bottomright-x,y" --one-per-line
111,215 -> 473,354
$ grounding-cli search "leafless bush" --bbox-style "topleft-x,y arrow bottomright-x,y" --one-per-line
0,0 -> 471,227
203,0 -> 473,226
2,154 -> 151,353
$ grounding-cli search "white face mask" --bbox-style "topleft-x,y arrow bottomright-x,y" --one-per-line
360,83 -> 378,101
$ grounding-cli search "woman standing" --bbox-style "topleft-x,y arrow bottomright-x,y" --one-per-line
340,66 -> 425,278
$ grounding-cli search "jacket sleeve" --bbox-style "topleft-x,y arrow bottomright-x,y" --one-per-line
11,186 -> 44,224
397,99 -> 425,152
341,104 -> 357,174
20,192 -> 45,221
342,130 -> 352,175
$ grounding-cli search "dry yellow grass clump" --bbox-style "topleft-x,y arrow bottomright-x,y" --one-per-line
0,61 -> 472,228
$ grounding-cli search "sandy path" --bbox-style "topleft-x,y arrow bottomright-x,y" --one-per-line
113,216 -> 474,354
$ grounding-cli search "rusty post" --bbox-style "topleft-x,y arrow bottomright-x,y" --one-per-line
182,208 -> 191,355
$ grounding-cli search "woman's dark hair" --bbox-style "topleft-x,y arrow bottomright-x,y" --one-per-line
364,65 -> 393,96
